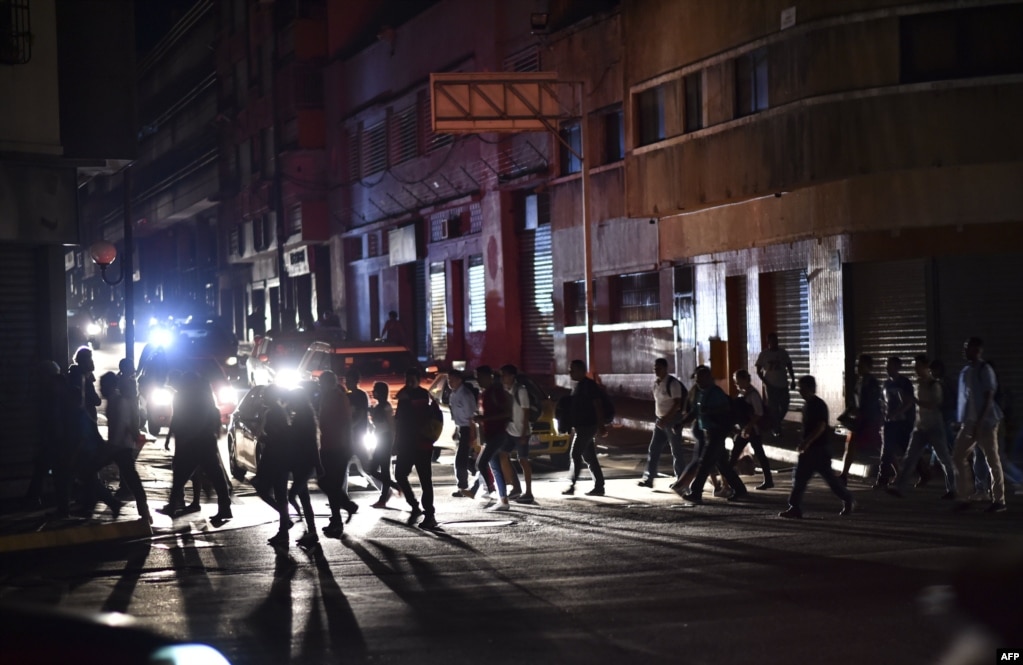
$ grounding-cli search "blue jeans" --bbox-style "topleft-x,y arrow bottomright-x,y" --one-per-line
477,432 -> 507,499
643,422 -> 685,480
878,421 -> 912,484
688,428 -> 747,500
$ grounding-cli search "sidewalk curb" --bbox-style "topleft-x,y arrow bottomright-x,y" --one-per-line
0,518 -> 152,554
614,416 -> 872,479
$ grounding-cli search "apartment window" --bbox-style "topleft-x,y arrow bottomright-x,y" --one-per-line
735,47 -> 769,117
615,271 -> 660,323
362,120 -> 387,175
602,107 -> 625,163
367,232 -> 379,258
390,105 -> 418,164
287,205 -> 302,236
684,71 -> 704,132
636,86 -> 665,146
0,0 -> 32,64
564,280 -> 596,327
419,89 -> 453,152
559,121 -> 582,175
347,127 -> 361,182
901,5 -> 1023,83
467,254 -> 487,332
253,214 -> 268,251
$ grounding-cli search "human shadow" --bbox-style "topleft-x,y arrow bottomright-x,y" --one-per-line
100,541 -> 152,614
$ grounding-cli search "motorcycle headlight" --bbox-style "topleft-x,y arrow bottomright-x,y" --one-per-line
217,386 -> 237,405
150,328 -> 174,348
86,322 -> 102,336
150,387 -> 174,407
274,369 -> 300,390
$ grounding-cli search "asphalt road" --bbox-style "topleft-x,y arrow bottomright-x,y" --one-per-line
8,342 -> 1014,665
2,432 -> 1022,665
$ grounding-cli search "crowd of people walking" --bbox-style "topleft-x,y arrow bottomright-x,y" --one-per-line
28,331 -> 1017,547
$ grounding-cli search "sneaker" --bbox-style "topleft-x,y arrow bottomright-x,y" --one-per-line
755,481 -> 774,491
683,493 -> 703,506
322,521 -> 344,538
267,531 -> 289,546
409,505 -> 423,519
713,487 -> 734,498
507,489 -> 522,501
476,489 -> 493,501
370,499 -> 388,509
585,487 -> 605,497
778,507 -> 803,519
514,493 -> 534,504
181,503 -> 202,515
419,515 -> 439,529
211,510 -> 233,521
488,502 -> 510,512
840,499 -> 857,516
296,533 -> 319,548
727,491 -> 749,502
561,485 -> 576,496
452,489 -> 470,498
637,478 -> 654,488
985,501 -> 1007,513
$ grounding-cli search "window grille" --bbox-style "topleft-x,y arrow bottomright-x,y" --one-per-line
367,232 -> 379,258
419,89 -> 453,152
467,254 -> 487,332
430,262 -> 448,359
362,120 -> 387,175
0,0 -> 31,65
391,105 -> 418,164
615,271 -> 660,323
347,127 -> 361,182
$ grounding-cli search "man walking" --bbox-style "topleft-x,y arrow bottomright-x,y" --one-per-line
316,371 -> 359,537
562,360 -> 607,496
951,337 -> 1007,513
755,332 -> 795,437
473,366 -> 512,510
638,358 -> 686,489
393,367 -> 440,528
876,356 -> 915,488
448,370 -> 479,498
779,376 -> 855,518
888,356 -> 955,499
681,366 -> 748,505
729,369 -> 774,490
501,364 -> 534,504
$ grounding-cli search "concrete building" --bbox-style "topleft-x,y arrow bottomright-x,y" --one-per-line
0,0 -> 135,496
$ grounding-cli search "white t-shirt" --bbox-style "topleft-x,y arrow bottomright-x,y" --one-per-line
756,348 -> 792,388
653,375 -> 684,418
506,384 -> 530,437
742,388 -> 765,433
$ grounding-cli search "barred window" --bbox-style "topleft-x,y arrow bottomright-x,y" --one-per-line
419,89 -> 453,153
347,127 -> 361,182
391,105 -> 418,164
615,271 -> 660,323
467,254 -> 487,332
362,120 -> 387,175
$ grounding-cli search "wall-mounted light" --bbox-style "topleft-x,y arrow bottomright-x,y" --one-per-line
89,240 -> 124,285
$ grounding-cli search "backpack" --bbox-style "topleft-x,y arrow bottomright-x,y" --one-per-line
597,384 -> 616,426
514,379 -> 542,424
423,397 -> 444,442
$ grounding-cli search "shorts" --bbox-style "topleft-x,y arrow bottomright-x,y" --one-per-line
501,434 -> 529,460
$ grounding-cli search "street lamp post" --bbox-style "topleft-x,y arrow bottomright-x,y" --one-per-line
87,167 -> 135,373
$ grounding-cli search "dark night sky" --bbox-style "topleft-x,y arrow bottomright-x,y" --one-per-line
134,0 -> 201,56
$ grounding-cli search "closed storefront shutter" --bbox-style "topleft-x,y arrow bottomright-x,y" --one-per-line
773,269 -> 811,410
413,260 -> 428,359
847,259 -> 929,370
521,223 -> 554,374
0,246 -> 41,494
429,262 -> 448,361
935,254 -> 1023,443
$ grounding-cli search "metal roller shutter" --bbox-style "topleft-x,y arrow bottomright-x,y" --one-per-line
935,254 -> 1023,443
848,259 -> 929,390
429,262 -> 448,361
413,259 -> 428,359
772,269 -> 810,410
0,246 -> 41,495
521,223 -> 554,375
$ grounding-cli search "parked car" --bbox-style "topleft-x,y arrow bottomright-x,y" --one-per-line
245,327 -> 346,387
427,372 -> 571,469
137,349 -> 241,435
226,384 -> 266,481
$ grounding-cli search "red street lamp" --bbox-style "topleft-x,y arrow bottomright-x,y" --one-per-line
88,240 -> 124,285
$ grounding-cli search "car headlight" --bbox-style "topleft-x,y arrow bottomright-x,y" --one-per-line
149,328 -> 174,348
86,322 -> 102,336
217,386 -> 237,405
150,387 -> 174,407
362,430 -> 377,453
274,369 -> 300,390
